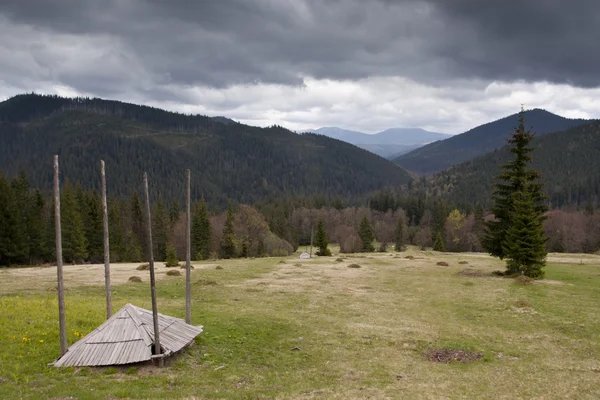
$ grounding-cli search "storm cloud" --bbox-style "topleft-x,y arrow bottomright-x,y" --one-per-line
0,0 -> 599,133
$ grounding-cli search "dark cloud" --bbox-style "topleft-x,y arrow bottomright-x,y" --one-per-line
1,0 -> 598,94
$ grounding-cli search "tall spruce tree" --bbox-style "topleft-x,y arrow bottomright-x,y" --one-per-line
314,218 -> 331,256
433,231 -> 445,252
359,216 -> 375,252
483,108 -> 548,276
192,197 -> 212,260
61,180 -> 88,263
152,196 -> 168,261
219,202 -> 237,259
394,216 -> 405,252
502,189 -> 547,278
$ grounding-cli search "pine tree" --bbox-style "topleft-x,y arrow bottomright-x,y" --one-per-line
219,202 -> 237,259
27,189 -> 46,263
81,190 -> 103,262
165,242 -> 180,267
257,239 -> 265,257
483,108 -> 548,259
358,216 -> 375,252
61,180 -> 88,263
502,189 -> 547,278
394,216 -> 405,252
0,173 -> 27,266
433,231 -> 445,252
472,204 -> 485,239
130,191 -> 146,255
240,240 -> 248,258
314,218 -> 331,256
152,196 -> 168,261
192,197 -> 212,260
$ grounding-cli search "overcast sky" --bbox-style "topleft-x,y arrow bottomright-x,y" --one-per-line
1,0 -> 599,134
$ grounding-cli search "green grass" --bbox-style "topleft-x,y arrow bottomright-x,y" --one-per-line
1,251 -> 600,399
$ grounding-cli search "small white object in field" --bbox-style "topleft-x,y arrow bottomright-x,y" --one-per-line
299,252 -> 310,259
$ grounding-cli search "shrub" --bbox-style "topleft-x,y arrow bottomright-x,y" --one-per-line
166,269 -> 181,276
335,258 -> 344,262
215,265 -> 223,270
514,275 -> 534,285
263,232 -> 294,257
128,276 -> 142,283
436,261 -> 449,266
378,242 -> 388,252
458,261 -> 469,265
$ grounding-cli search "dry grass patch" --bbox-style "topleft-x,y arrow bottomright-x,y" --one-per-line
436,261 -> 449,266
136,264 -> 149,270
458,261 -> 469,265
347,264 -> 362,269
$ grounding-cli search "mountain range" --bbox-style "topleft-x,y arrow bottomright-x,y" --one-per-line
426,119 -> 600,209
394,109 -> 589,174
0,94 -> 412,206
310,127 -> 450,158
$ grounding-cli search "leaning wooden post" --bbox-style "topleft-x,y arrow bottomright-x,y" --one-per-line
185,169 -> 192,324
100,160 -> 112,319
143,172 -> 163,366
54,155 -> 68,356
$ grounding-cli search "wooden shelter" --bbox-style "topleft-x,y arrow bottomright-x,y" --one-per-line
53,303 -> 203,367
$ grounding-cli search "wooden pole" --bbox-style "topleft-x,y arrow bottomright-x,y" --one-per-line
54,155 -> 68,356
100,160 -> 112,319
143,172 -> 162,366
185,169 -> 192,324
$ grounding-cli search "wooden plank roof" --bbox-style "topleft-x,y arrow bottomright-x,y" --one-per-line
53,303 -> 203,367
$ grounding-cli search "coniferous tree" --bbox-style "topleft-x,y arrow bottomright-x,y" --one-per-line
27,189 -> 46,263
359,216 -> 375,252
314,218 -> 331,256
108,201 -> 126,262
433,231 -> 445,252
257,239 -> 265,257
502,189 -> 547,278
192,197 -> 212,260
0,173 -> 27,266
81,190 -> 103,262
7,172 -> 30,264
152,196 -> 168,261
483,108 -> 548,276
165,242 -> 180,267
220,202 -> 237,259
394,216 -> 405,251
472,204 -> 485,240
130,192 -> 146,254
61,180 -> 88,263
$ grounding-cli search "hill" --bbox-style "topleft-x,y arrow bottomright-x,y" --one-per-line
394,109 -> 589,174
0,94 -> 412,206
311,126 -> 449,158
428,120 -> 600,209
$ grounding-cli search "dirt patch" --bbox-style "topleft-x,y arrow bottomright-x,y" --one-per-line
0,377 -> 8,384
436,261 -> 449,266
347,264 -> 362,269
457,268 -> 486,277
128,276 -> 142,283
166,270 -> 182,276
425,349 -> 483,363
196,279 -> 217,286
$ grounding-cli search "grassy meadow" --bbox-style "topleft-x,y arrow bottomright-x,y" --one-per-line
1,247 -> 599,399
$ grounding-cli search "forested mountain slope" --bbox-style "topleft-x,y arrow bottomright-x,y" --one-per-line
394,109 -> 589,174
0,94 -> 412,205
429,121 -> 600,208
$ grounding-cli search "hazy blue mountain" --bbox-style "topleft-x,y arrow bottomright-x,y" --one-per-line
310,127 -> 450,158
394,109 -> 590,174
